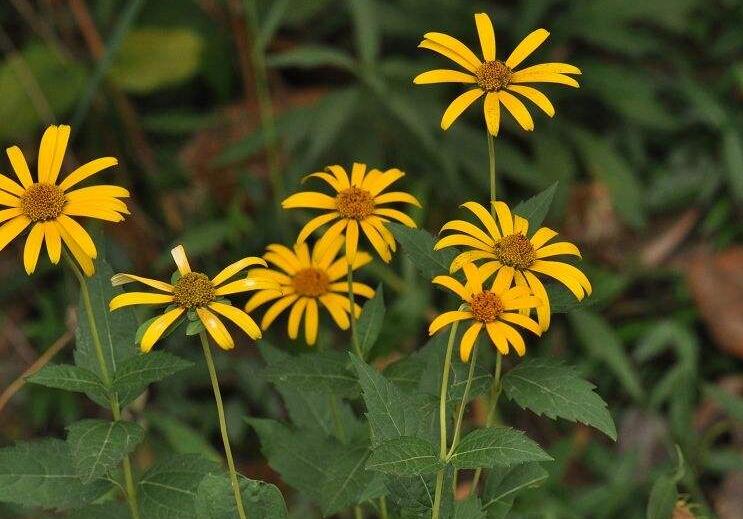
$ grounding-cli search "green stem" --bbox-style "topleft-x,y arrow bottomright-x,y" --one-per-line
487,131 -> 496,206
379,497 -> 389,519
431,317 -> 461,519
347,268 -> 363,358
64,252 -> 141,519
446,343 -> 479,459
470,352 -> 502,494
199,331 -> 248,519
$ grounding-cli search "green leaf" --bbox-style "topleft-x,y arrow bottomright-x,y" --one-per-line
366,436 -> 441,476
569,309 -> 644,401
0,439 -> 109,510
148,414 -> 222,463
74,259 -> 138,381
298,88 -> 360,170
267,45 -> 355,70
348,0 -> 379,64
26,364 -> 109,406
453,496 -> 486,519
196,473 -> 288,519
264,350 -> 358,398
110,28 -> 204,93
388,223 -> 458,280
67,419 -> 144,483
385,469 -> 453,518
722,127 -> 743,202
319,441 -> 386,515
482,462 -> 548,518
448,428 -> 552,469
67,502 -> 129,519
111,351 -> 194,406
502,358 -> 617,440
356,285 -> 385,356
513,182 -> 558,233
646,476 -> 678,519
703,384 -> 743,423
139,455 -> 219,519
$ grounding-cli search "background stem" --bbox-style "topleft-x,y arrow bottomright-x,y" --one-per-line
347,268 -> 363,358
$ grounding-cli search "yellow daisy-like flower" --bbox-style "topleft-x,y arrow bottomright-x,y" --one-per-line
109,245 -> 279,352
0,124 -> 129,275
246,237 -> 374,345
282,162 -> 420,263
429,262 -> 542,361
435,201 -> 591,331
414,12 -> 581,135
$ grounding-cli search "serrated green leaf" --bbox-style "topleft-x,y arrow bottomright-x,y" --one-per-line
74,259 -> 138,381
264,350 -> 358,398
320,441 -> 386,515
0,439 -> 109,510
67,419 -> 144,483
67,502 -> 129,519
367,436 -> 441,476
385,468 -> 453,518
27,364 -> 109,406
453,496 -> 486,519
267,45 -> 355,70
110,28 -> 203,93
356,285 -> 385,356
111,351 -> 194,406
482,462 -> 548,518
148,414 -> 222,463
388,223 -> 458,279
569,309 -> 644,401
196,473 -> 288,519
448,428 -> 552,469
139,455 -> 219,519
502,358 -> 616,440
513,183 -> 558,233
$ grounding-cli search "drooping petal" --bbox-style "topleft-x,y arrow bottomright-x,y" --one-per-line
499,312 -> 542,336
367,216 -> 397,252
64,185 -> 130,201
304,298 -> 319,345
319,294 -> 350,330
58,157 -> 118,192
209,302 -> 261,340
535,241 -> 581,259
374,207 -> 416,228
109,292 -> 175,310
507,85 -> 555,117
211,256 -> 268,287
485,322 -> 509,355
493,321 -> 526,356
523,271 -> 550,331
0,191 -> 20,208
282,191 -> 336,210
530,260 -> 592,299
429,310 -> 473,335
42,221 -> 61,264
287,297 -> 308,339
23,223 -> 45,274
0,173 -> 25,196
315,219 -> 348,255
245,288 -> 284,313
459,322 -> 482,362
111,273 -> 173,292
63,205 -> 125,222
140,308 -> 184,353
502,295 -> 542,311
57,215 -> 96,258
57,221 -> 94,276
498,90 -> 534,131
345,219 -> 359,264
0,215 -> 30,252
491,265 -> 515,294
261,295 -> 299,328
6,146 -> 34,187
441,89 -> 484,130
197,307 -> 234,350
474,13 -> 496,61
302,171 -> 342,192
483,92 -> 501,136
505,28 -> 549,69
0,207 -> 22,223
450,250 -> 497,273
413,69 -> 477,84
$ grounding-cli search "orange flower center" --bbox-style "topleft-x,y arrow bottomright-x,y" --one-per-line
20,183 -> 66,222
336,187 -> 375,220
292,267 -> 330,297
476,60 -> 512,92
493,234 -> 535,269
470,291 -> 504,322
173,272 -> 215,308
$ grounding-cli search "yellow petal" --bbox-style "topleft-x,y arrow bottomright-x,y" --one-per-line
441,219 -> 494,247
211,256 -> 267,287
478,261 -> 505,287
530,227 -> 558,249
23,224 -> 45,274
419,39 -> 479,74
42,221 -> 61,264
498,90 -> 535,131
140,308 -> 184,352
507,85 -> 555,117
499,312 -> 542,336
265,244 -> 302,273
350,162 -> 366,187
432,275 -> 470,301
57,221 -> 94,276
434,233 -> 492,252
315,219 -> 348,255
109,292 -> 174,310
326,251 -> 372,281
0,191 -> 20,208
313,235 -> 344,268
0,173 -> 25,196
366,168 -> 405,196
330,281 -> 374,299
413,69 -> 477,84
523,271 -> 551,331
512,62 -> 581,75
302,171 -> 342,192
459,322 -> 482,362
111,273 -> 173,292
245,289 -> 284,313
209,302 -> 261,340
65,185 -> 130,201
304,298 -> 319,345
368,216 -> 397,252
261,295 -> 299,328
282,191 -> 337,210
215,277 -> 280,296
196,307 -> 234,350
492,201 -> 514,235
325,165 -> 351,189
48,125 -> 71,185
474,13 -> 496,61
63,205 -> 125,222
509,72 -> 579,88
37,125 -> 57,183
319,294 -> 350,330
59,157 -> 118,191
484,92 -> 501,136
429,310 -> 473,335
441,89 -> 484,130
0,207 -> 23,223
491,265 -> 515,294
461,202 -> 501,241
294,242 -> 311,266
493,321 -> 526,356
485,322 -> 509,355
505,28 -> 549,69
345,219 -> 359,264
463,262 -> 483,294
535,241 -> 581,259
287,297 -> 308,339
450,250 -> 497,273
514,215 -> 529,235
57,215 -> 97,258
6,146 -> 33,187
171,245 -> 191,275
373,191 -> 421,207
530,260 -> 592,298
359,219 -> 392,263
0,215 -> 30,252
424,32 -> 482,70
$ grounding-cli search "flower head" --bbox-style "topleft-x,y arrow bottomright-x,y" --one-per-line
246,237 -> 374,345
109,245 -> 279,352
0,125 -> 129,275
282,162 -> 420,263
414,13 -> 581,135
435,201 -> 591,330
429,263 -> 542,361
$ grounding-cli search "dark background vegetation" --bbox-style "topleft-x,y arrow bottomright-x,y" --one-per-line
1,0 -> 742,518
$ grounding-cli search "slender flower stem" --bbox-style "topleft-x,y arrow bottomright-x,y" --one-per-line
487,131 -> 496,205
63,252 -> 141,519
470,352 -> 502,494
347,267 -> 363,358
199,331 -> 248,519
431,317 -> 462,519
446,343 -> 479,459
379,497 -> 389,519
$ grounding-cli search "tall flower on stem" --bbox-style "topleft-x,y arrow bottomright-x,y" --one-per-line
0,124 -> 129,275
246,238 -> 374,345
110,245 -> 280,519
413,12 -> 581,135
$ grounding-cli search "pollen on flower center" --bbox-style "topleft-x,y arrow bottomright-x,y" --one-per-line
493,234 -> 535,269
173,272 -> 215,308
292,268 -> 330,297
20,183 -> 66,222
470,291 -> 504,322
476,60 -> 512,92
336,187 -> 375,220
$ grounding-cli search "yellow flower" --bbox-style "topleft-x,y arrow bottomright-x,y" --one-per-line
109,245 -> 279,352
414,13 -> 581,135
0,124 -> 129,275
434,201 -> 591,331
282,162 -> 420,263
429,263 -> 542,361
246,237 -> 374,345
